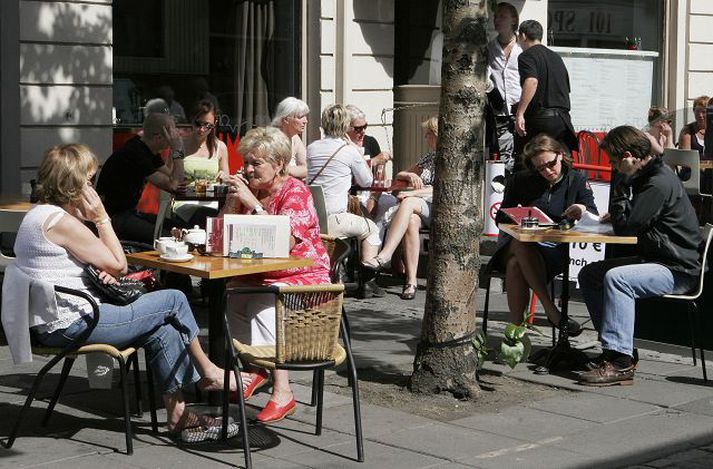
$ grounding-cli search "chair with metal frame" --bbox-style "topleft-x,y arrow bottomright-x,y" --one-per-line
1,276 -> 157,455
653,222 -> 713,382
222,283 -> 364,463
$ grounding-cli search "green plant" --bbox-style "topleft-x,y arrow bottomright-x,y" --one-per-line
471,331 -> 488,369
498,310 -> 545,369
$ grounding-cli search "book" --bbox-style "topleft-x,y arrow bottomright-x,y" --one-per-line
207,215 -> 290,258
500,206 -> 554,225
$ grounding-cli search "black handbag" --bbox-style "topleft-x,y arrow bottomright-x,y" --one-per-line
84,265 -> 147,306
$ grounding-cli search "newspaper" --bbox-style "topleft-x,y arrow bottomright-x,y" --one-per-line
572,211 -> 614,235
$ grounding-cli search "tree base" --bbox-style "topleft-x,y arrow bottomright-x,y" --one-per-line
410,342 -> 481,398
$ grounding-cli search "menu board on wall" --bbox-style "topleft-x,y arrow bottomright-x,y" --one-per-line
552,47 -> 658,133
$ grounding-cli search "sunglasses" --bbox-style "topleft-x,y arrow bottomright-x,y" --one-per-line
194,120 -> 216,131
534,154 -> 560,173
351,124 -> 368,133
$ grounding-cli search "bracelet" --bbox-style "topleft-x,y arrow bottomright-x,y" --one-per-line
95,217 -> 111,226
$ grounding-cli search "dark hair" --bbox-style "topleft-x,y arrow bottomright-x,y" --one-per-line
518,19 -> 543,42
191,99 -> 219,158
497,2 -> 519,33
600,125 -> 652,161
521,133 -> 573,170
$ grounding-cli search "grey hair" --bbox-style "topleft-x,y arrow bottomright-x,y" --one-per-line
345,104 -> 366,123
271,97 -> 310,126
144,98 -> 169,118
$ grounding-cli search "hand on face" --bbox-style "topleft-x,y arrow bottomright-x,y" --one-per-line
226,172 -> 260,209
162,123 -> 183,151
77,185 -> 108,223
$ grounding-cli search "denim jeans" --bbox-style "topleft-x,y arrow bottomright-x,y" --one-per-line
37,289 -> 200,394
578,257 -> 697,357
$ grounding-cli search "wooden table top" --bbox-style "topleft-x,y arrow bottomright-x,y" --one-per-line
700,160 -> 713,170
0,195 -> 32,212
174,190 -> 227,203
499,223 -> 638,244
126,251 -> 312,279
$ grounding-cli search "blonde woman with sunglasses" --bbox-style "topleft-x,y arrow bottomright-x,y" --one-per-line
487,134 -> 597,333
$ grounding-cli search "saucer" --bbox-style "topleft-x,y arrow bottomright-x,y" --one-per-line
160,253 -> 194,263
519,226 -> 550,231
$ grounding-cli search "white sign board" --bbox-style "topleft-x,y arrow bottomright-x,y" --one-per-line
568,181 -> 610,283
552,47 -> 657,132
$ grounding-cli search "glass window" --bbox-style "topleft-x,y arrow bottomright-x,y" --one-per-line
112,0 -> 301,136
547,0 -> 663,51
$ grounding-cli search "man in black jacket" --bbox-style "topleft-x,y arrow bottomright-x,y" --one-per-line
578,126 -> 701,386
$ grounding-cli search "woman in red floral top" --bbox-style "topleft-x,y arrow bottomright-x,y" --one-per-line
221,126 -> 330,423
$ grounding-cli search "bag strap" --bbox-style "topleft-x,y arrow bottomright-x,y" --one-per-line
308,143 -> 348,186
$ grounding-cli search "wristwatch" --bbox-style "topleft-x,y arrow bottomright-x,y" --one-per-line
171,149 -> 185,160
252,204 -> 264,215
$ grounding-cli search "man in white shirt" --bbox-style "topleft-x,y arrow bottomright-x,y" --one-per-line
487,2 -> 522,173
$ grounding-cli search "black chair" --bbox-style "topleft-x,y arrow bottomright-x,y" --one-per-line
222,283 -> 364,463
3,285 -> 157,455
653,223 -> 713,382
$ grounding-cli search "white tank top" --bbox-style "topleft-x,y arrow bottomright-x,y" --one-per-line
14,204 -> 102,333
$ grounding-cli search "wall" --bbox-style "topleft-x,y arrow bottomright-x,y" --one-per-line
318,0 -> 394,153
687,0 -> 713,105
17,0 -> 113,193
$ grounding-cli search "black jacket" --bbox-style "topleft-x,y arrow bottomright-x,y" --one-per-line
610,157 -> 702,275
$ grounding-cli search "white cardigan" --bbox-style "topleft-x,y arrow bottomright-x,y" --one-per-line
1,262 -> 58,364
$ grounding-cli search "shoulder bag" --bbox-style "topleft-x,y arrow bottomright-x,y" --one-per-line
84,265 -> 147,306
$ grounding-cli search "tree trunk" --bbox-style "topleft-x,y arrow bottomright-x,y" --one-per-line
410,0 -> 490,398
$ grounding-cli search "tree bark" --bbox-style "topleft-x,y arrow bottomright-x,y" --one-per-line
410,0 -> 490,398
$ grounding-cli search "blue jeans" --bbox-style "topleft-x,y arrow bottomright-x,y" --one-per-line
578,257 -> 697,357
37,289 -> 200,394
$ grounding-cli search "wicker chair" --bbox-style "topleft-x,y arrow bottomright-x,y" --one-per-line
2,285 -> 157,455
222,284 -> 364,462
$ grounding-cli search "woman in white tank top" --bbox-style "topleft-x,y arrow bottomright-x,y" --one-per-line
14,144 -> 240,441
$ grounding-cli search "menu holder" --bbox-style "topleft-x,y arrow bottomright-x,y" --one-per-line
206,215 -> 290,258
500,206 -> 554,225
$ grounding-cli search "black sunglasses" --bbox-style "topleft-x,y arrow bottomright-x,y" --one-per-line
534,154 -> 560,173
194,120 -> 216,131
351,124 -> 368,132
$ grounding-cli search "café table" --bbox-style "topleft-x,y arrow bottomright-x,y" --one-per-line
498,223 -> 637,372
125,251 -> 312,367
174,188 -> 228,209
0,194 -> 33,212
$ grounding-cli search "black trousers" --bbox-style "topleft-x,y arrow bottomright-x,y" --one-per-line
514,110 -> 578,170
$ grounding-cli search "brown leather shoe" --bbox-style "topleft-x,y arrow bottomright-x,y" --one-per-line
579,360 -> 635,386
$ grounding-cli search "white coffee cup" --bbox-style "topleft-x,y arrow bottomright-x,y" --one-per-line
164,242 -> 189,258
154,237 -> 174,255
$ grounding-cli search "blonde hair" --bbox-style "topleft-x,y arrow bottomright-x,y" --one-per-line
36,144 -> 98,206
421,116 -> 439,137
238,126 -> 292,176
522,134 -> 573,170
321,104 -> 351,138
693,95 -> 710,110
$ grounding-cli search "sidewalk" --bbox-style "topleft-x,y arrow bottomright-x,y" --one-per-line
2,276 -> 713,468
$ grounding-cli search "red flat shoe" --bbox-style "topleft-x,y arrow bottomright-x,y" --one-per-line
229,369 -> 269,403
256,398 -> 296,423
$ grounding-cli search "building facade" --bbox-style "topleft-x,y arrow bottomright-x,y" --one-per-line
0,0 -> 711,194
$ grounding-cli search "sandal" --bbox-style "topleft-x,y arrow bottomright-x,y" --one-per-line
361,256 -> 390,272
180,417 -> 240,444
168,410 -> 221,435
400,283 -> 417,300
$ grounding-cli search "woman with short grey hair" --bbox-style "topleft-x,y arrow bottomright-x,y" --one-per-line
272,97 -> 309,179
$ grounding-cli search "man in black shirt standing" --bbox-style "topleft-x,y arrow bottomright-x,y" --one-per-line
97,113 -> 186,244
514,19 -> 577,161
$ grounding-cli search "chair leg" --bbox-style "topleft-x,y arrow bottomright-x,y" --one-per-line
310,369 -> 319,406
341,318 -> 364,462
131,352 -> 143,416
687,302 -> 698,366
315,369 -> 324,436
482,276 -> 491,336
3,356 -> 63,449
116,355 -> 134,455
223,313 -> 252,469
42,357 -> 76,427
341,306 -> 352,346
692,302 -> 708,382
144,351 -> 158,433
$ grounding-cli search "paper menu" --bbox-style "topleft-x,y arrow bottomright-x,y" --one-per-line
217,214 -> 290,258
571,211 -> 613,234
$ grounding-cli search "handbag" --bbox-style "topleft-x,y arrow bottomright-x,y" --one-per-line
84,265 -> 147,306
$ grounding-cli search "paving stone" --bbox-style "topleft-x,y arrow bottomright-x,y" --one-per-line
530,393 -> 659,423
581,374 -> 713,408
373,422 -> 527,461
673,396 -> 713,416
452,406 -> 598,441
286,439 -> 446,469
459,439 -> 584,469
